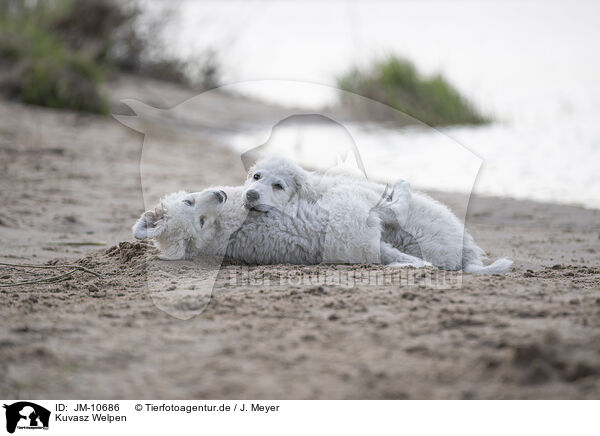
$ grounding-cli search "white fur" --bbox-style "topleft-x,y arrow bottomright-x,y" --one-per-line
132,189 -> 231,260
132,184 -> 429,266
246,157 -> 513,274
132,157 -> 512,274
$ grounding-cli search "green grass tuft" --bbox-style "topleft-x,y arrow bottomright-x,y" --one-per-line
0,19 -> 109,114
337,56 -> 489,126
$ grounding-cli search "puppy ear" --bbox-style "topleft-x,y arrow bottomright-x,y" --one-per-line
132,209 -> 165,239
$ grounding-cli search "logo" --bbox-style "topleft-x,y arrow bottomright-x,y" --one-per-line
3,402 -> 50,434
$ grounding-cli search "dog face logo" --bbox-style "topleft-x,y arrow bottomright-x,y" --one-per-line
3,402 -> 50,434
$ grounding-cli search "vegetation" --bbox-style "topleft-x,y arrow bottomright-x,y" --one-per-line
337,56 -> 488,126
0,19 -> 109,113
0,0 -> 219,114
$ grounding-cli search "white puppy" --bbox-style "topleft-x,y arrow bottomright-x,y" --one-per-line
245,157 -> 512,274
132,189 -> 229,260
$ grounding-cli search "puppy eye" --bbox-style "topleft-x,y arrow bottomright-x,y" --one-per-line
183,199 -> 193,206
199,216 -> 205,227
273,183 -> 284,191
253,173 -> 261,180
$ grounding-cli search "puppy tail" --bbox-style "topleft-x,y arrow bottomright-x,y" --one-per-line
461,230 -> 513,274
464,257 -> 513,275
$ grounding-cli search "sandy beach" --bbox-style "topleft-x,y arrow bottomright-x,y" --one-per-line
1,77 -> 600,399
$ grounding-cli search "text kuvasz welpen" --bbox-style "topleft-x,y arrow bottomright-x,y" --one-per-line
133,157 -> 512,274
54,413 -> 126,423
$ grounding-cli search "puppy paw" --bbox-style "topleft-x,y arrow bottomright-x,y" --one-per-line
388,260 -> 432,268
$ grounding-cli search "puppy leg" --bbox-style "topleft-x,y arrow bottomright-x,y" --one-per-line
380,241 -> 432,268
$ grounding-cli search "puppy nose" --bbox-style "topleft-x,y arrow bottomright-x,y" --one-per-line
246,190 -> 259,201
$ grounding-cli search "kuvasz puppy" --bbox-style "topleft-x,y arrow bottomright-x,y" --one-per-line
132,186 -> 429,267
132,189 -> 229,260
245,157 -> 512,274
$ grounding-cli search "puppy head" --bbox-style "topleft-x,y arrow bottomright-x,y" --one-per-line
132,189 -> 227,259
184,188 -> 229,248
243,157 -> 317,212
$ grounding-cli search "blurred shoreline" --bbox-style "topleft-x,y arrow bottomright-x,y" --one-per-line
159,0 -> 600,210
4,1 -> 599,209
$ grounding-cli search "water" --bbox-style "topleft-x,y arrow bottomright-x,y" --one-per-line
149,0 -> 600,208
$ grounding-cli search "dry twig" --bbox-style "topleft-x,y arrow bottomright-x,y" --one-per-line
0,262 -> 103,287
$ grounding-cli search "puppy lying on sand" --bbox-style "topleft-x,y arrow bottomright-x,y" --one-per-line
243,157 -> 512,274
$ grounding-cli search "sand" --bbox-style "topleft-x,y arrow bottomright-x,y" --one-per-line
1,77 -> 600,399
